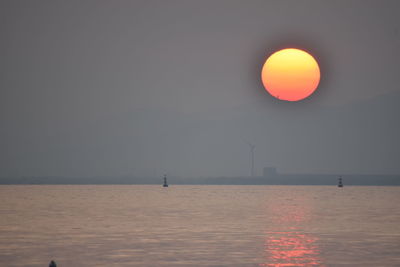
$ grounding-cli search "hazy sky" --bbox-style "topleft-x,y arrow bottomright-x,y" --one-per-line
1,0 -> 399,178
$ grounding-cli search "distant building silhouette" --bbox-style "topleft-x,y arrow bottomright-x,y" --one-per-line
263,167 -> 277,177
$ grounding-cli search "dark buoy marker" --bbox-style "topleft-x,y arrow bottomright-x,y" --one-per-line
338,176 -> 343,188
49,260 -> 57,267
163,174 -> 168,187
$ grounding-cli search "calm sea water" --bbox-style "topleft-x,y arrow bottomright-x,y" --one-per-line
0,185 -> 399,266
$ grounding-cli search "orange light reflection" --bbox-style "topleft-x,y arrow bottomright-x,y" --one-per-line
260,193 -> 324,266
261,231 -> 323,267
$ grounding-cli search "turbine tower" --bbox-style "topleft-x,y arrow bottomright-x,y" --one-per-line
246,142 -> 255,177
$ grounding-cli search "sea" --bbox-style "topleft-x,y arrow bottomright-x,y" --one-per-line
0,185 -> 399,266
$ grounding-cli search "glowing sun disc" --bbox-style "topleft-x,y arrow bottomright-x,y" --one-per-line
261,48 -> 320,101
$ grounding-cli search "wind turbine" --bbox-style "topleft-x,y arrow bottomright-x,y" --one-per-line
245,141 -> 255,177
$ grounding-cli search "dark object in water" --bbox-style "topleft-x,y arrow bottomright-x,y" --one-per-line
49,260 -> 57,267
338,176 -> 343,188
163,174 -> 168,187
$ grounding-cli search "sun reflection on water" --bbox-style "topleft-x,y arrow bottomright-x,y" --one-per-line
260,193 -> 324,266
261,231 -> 323,267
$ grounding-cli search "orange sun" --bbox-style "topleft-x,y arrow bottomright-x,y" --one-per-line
261,48 -> 320,101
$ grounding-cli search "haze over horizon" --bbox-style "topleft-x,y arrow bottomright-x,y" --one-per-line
1,1 -> 399,178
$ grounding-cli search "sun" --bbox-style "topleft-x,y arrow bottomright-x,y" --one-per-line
261,48 -> 320,101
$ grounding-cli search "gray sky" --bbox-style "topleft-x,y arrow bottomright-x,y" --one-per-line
1,0 -> 399,178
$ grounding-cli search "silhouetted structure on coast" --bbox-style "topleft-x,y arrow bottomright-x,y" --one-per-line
263,167 -> 277,177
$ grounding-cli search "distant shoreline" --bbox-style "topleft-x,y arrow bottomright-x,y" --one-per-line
1,174 -> 399,186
